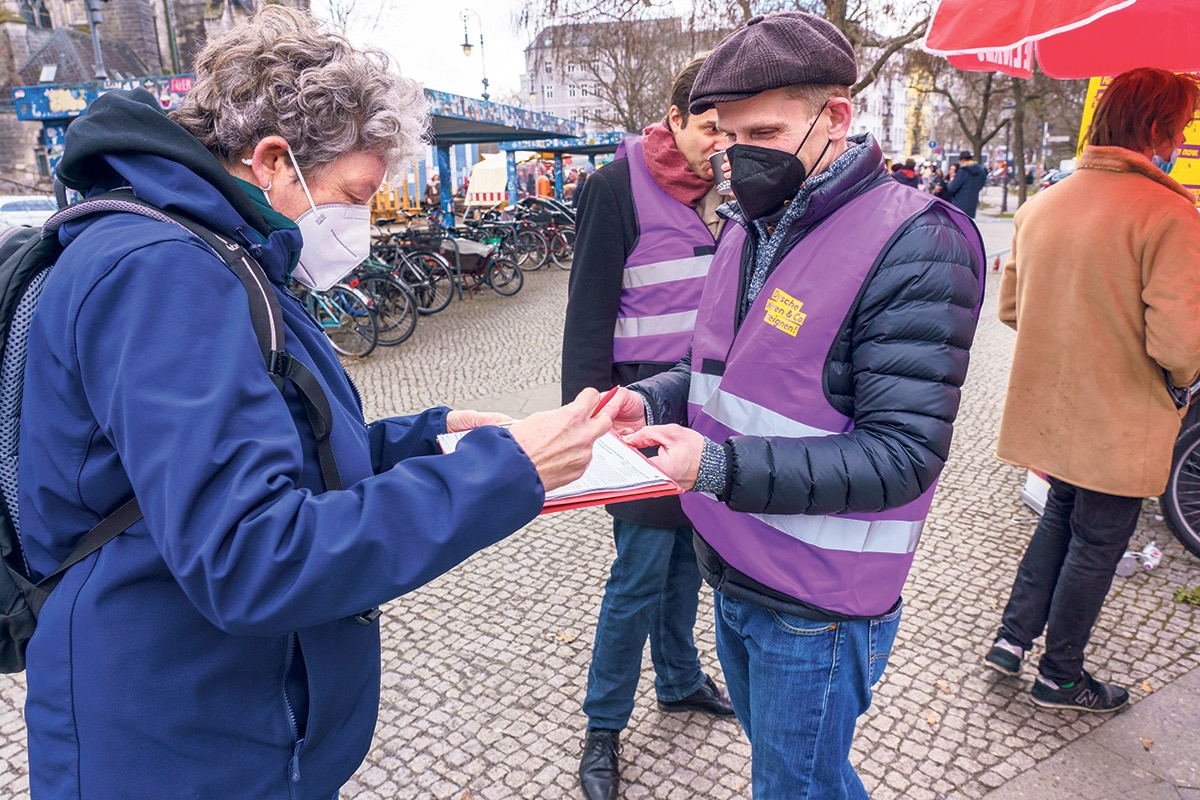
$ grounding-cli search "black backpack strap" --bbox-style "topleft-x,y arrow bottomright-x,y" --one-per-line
268,351 -> 343,491
30,497 -> 142,612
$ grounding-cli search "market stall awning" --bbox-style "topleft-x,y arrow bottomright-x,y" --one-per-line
427,89 -> 583,145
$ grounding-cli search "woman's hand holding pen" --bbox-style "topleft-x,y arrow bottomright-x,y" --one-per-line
509,389 -> 615,491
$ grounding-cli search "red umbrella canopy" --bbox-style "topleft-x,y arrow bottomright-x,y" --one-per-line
922,0 -> 1200,79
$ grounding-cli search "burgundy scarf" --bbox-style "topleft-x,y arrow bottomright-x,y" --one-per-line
642,120 -> 713,208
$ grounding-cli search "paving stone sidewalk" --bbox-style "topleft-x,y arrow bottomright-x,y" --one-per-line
1,200 -> 1197,799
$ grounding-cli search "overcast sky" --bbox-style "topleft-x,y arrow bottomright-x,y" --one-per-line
312,1 -> 536,104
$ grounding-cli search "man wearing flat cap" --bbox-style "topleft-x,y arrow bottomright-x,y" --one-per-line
602,11 -> 987,797
946,149 -> 989,218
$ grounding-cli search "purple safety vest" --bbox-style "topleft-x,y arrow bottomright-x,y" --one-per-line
681,181 -> 984,617
612,135 -> 717,365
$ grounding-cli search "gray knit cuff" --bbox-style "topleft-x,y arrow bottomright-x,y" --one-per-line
693,437 -> 728,495
639,393 -> 656,427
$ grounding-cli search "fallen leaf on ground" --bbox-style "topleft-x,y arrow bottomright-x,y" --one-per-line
926,712 -> 939,725
556,630 -> 576,644
936,680 -> 951,694
1141,680 -> 1154,694
1141,738 -> 1153,750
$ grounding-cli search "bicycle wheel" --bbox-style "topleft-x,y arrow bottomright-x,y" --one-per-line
405,250 -> 455,315
486,256 -> 523,296
548,225 -> 576,269
515,228 -> 549,271
358,274 -> 417,346
317,284 -> 377,358
1161,422 -> 1200,558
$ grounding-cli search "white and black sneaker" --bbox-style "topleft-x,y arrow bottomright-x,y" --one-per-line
984,638 -> 1024,677
1031,671 -> 1130,713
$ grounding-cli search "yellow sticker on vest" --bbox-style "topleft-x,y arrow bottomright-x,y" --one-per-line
763,288 -> 806,337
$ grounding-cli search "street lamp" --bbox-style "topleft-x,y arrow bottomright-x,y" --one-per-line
459,9 -> 489,102
1001,99 -> 1016,214
84,0 -> 108,79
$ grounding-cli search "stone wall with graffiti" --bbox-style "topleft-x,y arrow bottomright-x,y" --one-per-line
0,75 -> 195,192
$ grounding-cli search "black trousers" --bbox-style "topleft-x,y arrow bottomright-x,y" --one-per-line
997,475 -> 1142,684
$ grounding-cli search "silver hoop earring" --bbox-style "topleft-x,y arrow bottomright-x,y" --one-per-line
260,181 -> 272,192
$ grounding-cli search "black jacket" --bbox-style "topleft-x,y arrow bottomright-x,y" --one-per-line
946,162 -> 988,218
561,156 -> 715,529
635,137 -> 982,594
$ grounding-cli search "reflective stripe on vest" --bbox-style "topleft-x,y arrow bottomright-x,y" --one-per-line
612,135 -> 715,365
680,180 -> 984,617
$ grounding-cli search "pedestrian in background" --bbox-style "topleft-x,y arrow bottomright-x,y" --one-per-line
928,165 -> 947,197
603,12 -> 985,797
562,53 -> 734,800
573,166 -> 588,206
18,8 -> 612,799
946,149 -> 988,217
986,67 -> 1200,712
942,161 -> 959,203
423,171 -> 440,208
891,157 -> 920,187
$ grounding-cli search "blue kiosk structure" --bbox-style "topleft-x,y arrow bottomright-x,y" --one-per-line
11,78 -> 586,221
423,89 -> 583,219
497,131 -> 628,202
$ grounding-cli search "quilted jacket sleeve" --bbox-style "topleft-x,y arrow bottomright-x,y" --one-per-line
722,203 -> 983,515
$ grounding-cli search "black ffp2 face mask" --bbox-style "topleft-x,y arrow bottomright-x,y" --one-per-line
726,100 -> 831,222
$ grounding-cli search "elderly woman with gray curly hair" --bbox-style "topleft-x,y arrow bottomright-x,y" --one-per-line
18,7 -> 610,799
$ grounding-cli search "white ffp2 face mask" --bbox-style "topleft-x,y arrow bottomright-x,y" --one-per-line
285,148 -> 372,292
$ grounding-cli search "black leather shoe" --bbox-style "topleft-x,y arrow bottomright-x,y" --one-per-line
657,675 -> 736,717
579,728 -> 620,800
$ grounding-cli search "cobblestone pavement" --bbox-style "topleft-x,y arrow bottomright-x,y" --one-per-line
2,212 -> 1199,798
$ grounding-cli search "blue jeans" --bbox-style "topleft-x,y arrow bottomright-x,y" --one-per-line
583,519 -> 707,730
715,591 -> 902,800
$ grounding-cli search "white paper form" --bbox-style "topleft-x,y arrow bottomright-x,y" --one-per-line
437,428 -> 672,500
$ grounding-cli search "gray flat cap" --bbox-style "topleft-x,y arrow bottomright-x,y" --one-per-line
689,12 -> 857,115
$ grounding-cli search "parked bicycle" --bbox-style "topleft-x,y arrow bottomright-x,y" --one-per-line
1159,401 -> 1200,558
439,237 -> 523,296
513,197 -> 574,270
347,259 -> 418,347
294,281 -> 378,358
372,223 -> 456,315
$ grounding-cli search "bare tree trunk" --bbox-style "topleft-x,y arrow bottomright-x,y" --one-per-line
1012,77 -> 1028,207
826,0 -> 847,30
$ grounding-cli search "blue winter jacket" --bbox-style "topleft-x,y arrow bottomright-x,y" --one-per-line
18,90 -> 544,799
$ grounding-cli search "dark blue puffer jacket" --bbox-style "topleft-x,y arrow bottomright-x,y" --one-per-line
636,135 -> 983,519
19,90 -> 544,800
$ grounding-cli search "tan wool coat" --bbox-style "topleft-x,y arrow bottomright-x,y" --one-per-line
997,145 -> 1200,497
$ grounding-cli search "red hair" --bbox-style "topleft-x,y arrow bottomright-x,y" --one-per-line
1086,68 -> 1200,152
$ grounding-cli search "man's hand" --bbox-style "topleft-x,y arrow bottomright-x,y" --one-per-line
446,409 -> 514,432
508,389 -> 614,491
607,387 -> 648,436
622,424 -> 704,491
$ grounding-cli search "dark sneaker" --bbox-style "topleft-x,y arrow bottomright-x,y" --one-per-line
1031,671 -> 1130,713
984,638 -> 1024,677
657,676 -> 736,717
